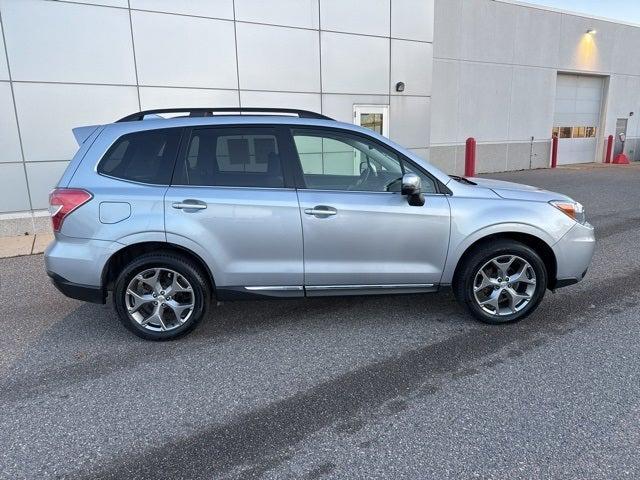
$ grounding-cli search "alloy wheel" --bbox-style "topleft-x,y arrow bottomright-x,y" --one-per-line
472,255 -> 537,316
125,268 -> 195,332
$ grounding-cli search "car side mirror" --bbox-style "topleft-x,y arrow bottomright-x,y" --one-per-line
401,173 -> 425,206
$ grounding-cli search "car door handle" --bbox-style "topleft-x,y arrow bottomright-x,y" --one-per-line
304,206 -> 337,217
172,201 -> 207,210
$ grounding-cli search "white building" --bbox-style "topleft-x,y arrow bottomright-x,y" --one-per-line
0,0 -> 638,234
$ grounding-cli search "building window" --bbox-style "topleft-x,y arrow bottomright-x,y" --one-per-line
553,126 -> 597,139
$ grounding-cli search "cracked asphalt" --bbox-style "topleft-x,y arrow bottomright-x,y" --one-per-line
1,164 -> 639,479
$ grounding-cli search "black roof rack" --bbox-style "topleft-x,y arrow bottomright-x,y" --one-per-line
116,107 -> 334,122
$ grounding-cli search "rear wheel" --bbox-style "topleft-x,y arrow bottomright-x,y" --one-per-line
113,252 -> 210,340
454,240 -> 547,325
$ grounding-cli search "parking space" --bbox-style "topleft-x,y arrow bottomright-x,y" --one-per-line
1,165 -> 639,479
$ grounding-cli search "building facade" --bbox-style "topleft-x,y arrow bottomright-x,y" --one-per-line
0,0 -> 433,235
0,0 -> 639,234
431,0 -> 640,175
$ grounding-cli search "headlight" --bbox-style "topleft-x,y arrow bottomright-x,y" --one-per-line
550,200 -> 586,224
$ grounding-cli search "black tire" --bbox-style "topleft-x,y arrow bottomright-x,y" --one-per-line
113,251 -> 210,340
453,239 -> 547,325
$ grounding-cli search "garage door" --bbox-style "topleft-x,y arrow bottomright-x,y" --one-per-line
553,74 -> 604,165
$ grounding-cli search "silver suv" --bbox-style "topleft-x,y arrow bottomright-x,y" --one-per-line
45,108 -> 595,340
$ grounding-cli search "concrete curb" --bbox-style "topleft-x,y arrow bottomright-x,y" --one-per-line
0,233 -> 54,259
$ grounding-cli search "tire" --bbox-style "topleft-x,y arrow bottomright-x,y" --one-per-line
113,251 -> 210,340
453,239 -> 547,325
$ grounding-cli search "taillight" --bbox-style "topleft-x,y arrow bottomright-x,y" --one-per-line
48,188 -> 93,232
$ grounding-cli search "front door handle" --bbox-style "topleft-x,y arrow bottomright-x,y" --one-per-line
304,206 -> 337,217
172,200 -> 207,210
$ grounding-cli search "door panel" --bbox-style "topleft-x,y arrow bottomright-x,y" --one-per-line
297,190 -> 450,286
165,186 -> 303,287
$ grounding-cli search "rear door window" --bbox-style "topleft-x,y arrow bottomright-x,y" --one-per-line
175,127 -> 285,188
98,128 -> 181,185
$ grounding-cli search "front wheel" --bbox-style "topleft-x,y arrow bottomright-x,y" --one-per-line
113,252 -> 210,340
454,240 -> 548,325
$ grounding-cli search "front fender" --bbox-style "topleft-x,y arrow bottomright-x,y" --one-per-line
440,197 -> 574,284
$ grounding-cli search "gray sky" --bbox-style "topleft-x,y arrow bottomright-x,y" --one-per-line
524,0 -> 640,24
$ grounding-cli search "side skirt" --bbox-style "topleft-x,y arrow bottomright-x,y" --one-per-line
216,284 -> 438,300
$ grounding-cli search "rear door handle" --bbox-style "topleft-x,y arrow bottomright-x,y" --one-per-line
172,200 -> 207,210
304,206 -> 337,217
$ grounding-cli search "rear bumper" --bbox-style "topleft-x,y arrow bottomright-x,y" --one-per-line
552,221 -> 596,289
47,271 -> 106,304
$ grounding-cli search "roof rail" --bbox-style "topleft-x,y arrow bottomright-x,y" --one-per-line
116,107 -> 334,122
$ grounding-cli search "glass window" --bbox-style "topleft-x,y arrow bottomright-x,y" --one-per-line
586,127 -> 597,138
178,127 -> 284,188
359,113 -> 384,135
98,128 -> 181,185
559,127 -> 572,139
552,127 -> 560,138
292,128 -> 436,194
574,126 -> 586,138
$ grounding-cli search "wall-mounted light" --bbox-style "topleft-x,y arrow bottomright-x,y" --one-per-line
586,28 -> 597,35
395,82 -> 405,93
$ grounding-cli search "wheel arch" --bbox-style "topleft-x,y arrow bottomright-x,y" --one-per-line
102,241 -> 216,296
450,232 -> 558,290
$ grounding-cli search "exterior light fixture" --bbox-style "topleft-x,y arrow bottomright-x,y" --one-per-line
395,82 -> 405,93
586,28 -> 597,35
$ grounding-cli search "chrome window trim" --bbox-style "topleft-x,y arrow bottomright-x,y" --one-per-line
305,284 -> 434,290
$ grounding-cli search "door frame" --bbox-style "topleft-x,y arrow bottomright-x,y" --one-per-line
353,104 -> 390,137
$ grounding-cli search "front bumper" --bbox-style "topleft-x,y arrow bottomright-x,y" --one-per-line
47,271 -> 106,304
552,221 -> 596,289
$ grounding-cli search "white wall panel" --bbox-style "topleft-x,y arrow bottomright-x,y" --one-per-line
130,0 -> 234,19
237,23 -> 319,92
457,62 -> 512,142
430,60 -> 458,145
240,91 -> 321,112
321,32 -> 389,95
392,0 -> 434,42
612,26 -> 640,76
235,0 -> 319,29
13,83 -> 138,162
433,0 -> 461,59
0,0 -> 136,84
0,20 -> 9,80
133,11 -> 237,89
67,0 -> 129,7
459,0 -> 518,64
607,75 -> 640,137
0,82 -> 21,163
513,7 -> 561,68
139,87 -> 239,110
391,40 -> 432,97
321,94 -> 390,123
389,96 -> 430,148
321,0 -> 390,37
26,162 -> 69,209
0,163 -> 30,212
509,67 -> 556,141
558,16 -> 616,73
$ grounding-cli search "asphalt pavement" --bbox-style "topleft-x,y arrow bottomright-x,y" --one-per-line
1,164 -> 639,479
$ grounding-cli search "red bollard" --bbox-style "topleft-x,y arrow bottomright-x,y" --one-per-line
605,135 -> 613,163
551,135 -> 559,168
465,137 -> 476,177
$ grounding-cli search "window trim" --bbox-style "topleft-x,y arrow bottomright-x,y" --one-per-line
170,125 -> 297,189
285,125 -> 449,195
97,127 -> 186,186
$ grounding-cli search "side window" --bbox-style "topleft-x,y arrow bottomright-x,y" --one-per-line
291,128 -> 436,194
98,128 -> 181,185
178,127 -> 284,188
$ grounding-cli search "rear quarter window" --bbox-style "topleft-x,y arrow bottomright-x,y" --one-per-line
98,128 -> 182,185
